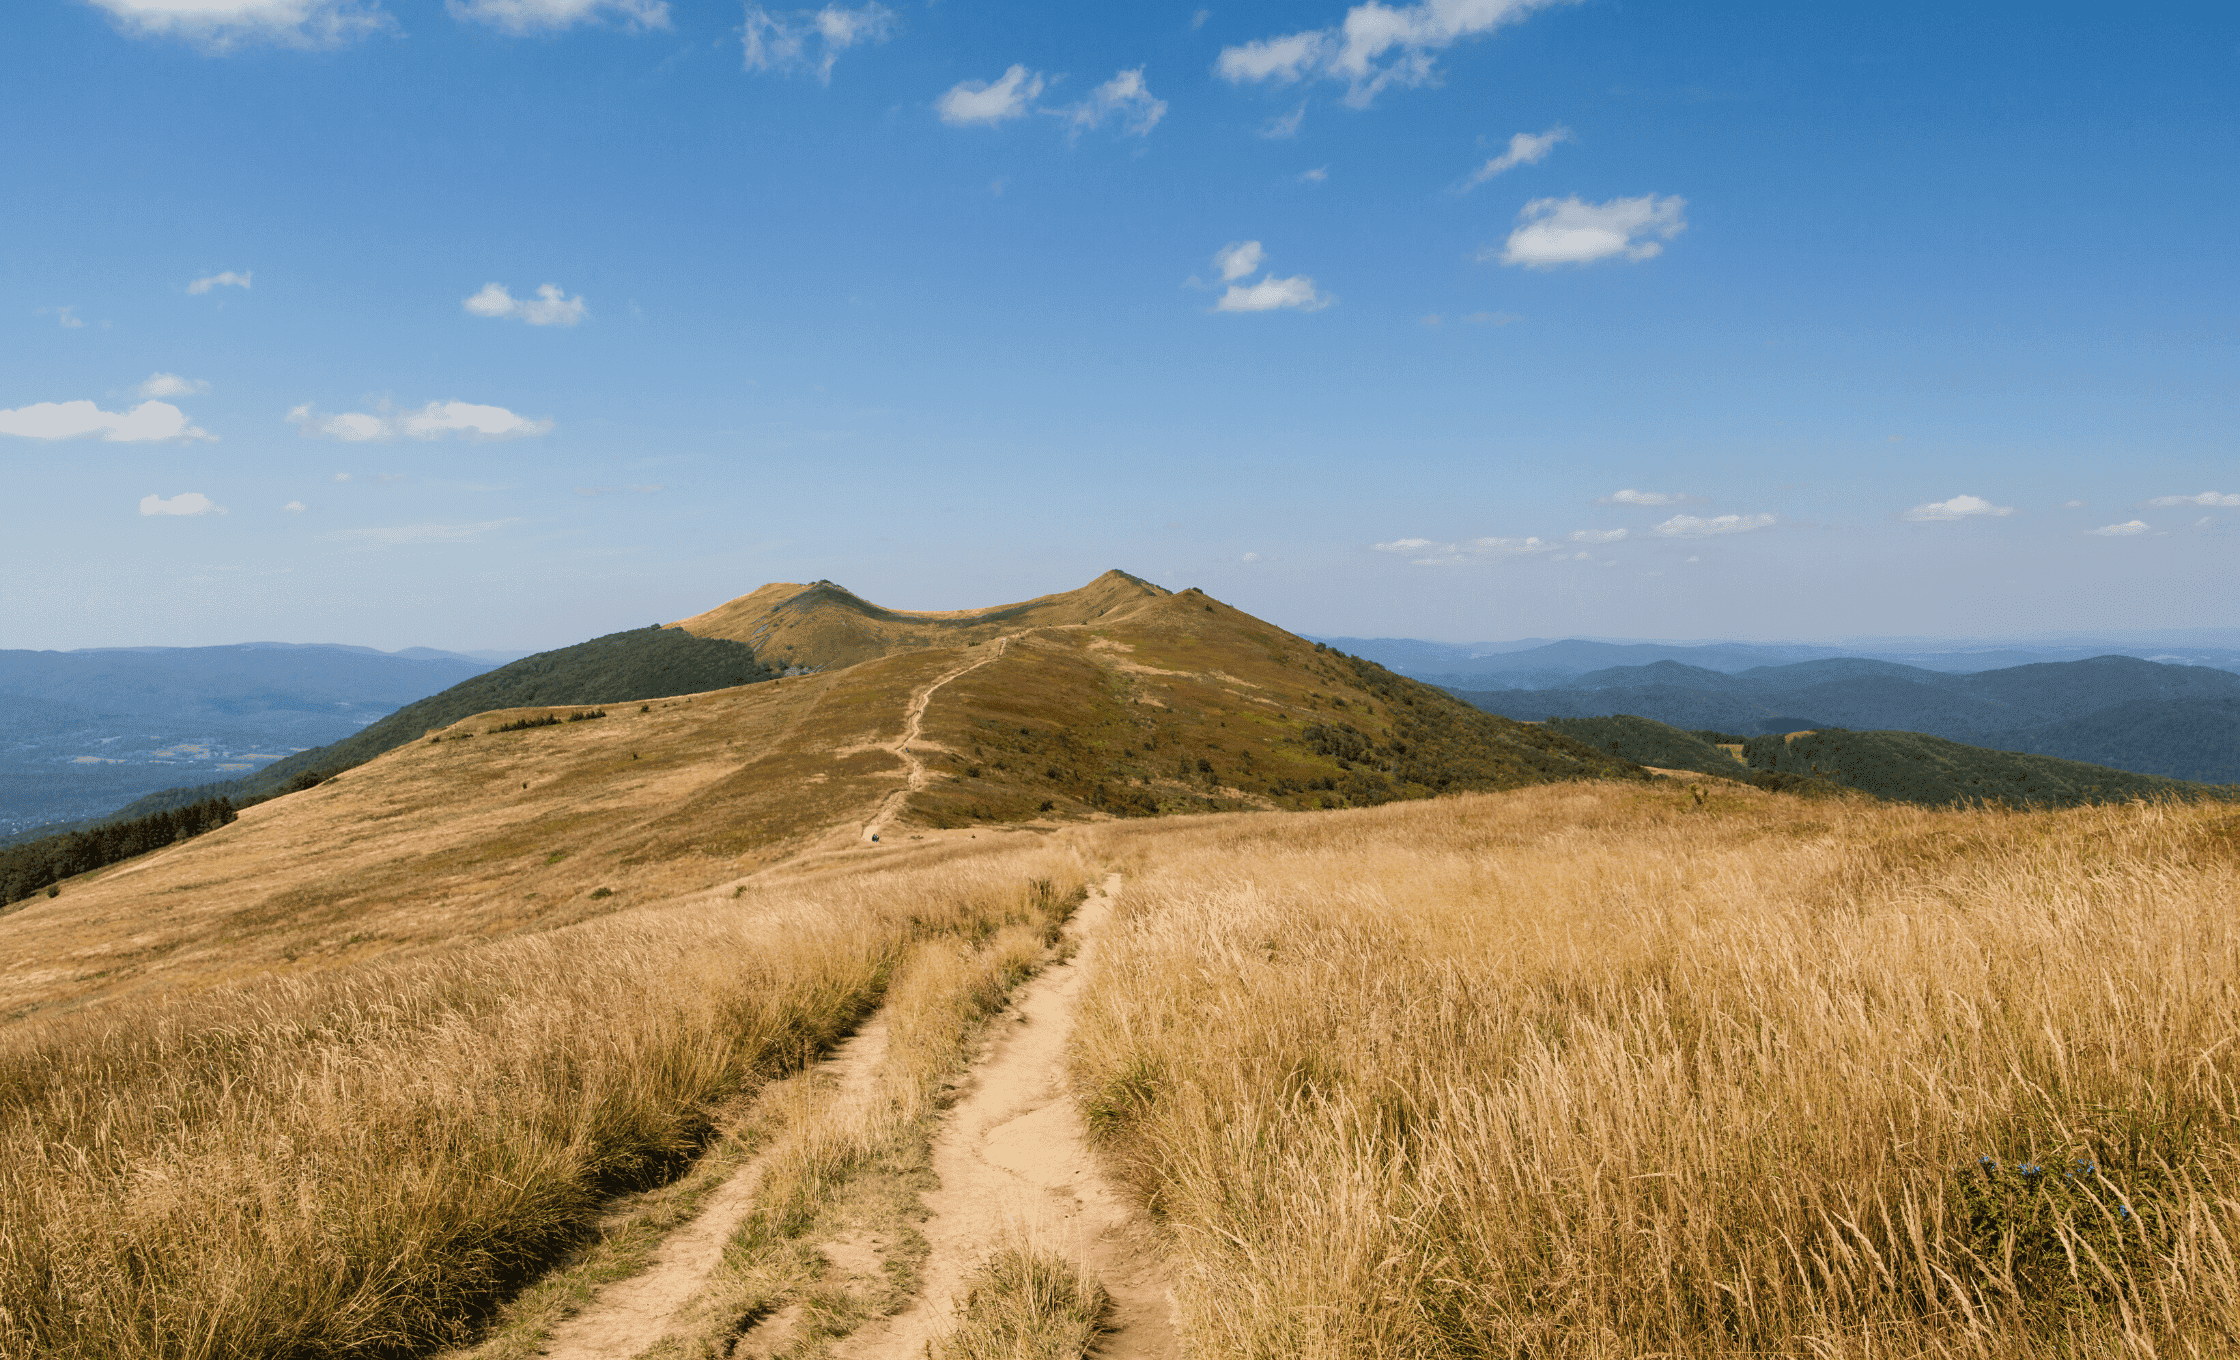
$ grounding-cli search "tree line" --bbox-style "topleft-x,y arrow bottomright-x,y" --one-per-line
1,797 -> 237,908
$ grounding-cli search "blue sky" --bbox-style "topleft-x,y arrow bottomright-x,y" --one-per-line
4,0 -> 2235,652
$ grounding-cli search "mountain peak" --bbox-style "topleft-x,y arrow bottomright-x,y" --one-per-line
670,570 -> 1173,671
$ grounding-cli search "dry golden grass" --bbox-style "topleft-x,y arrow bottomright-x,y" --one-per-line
0,842 -> 1088,1360
927,1249 -> 1111,1360
1070,784 -> 2240,1357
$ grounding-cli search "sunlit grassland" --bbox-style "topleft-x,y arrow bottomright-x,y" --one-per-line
1071,784 -> 2240,1356
0,841 -> 1090,1359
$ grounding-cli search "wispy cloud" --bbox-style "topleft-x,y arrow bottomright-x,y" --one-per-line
1595,488 -> 1694,506
1569,528 -> 1628,543
742,3 -> 896,81
330,518 -> 522,548
1054,68 -> 1168,139
1458,126 -> 1569,189
1373,534 -> 1555,565
2147,490 -> 2240,507
140,492 -> 226,516
1214,240 -> 1265,282
289,400 -> 554,441
48,306 -> 85,329
0,399 -> 212,442
463,282 -> 588,326
936,65 -> 1046,125
188,270 -> 252,294
1205,241 -> 1329,312
1217,0 -> 1577,108
1493,194 -> 1687,268
2087,520 -> 2152,537
575,484 -> 666,496
447,0 -> 668,34
283,500 -> 307,512
1653,513 -> 1775,538
1902,494 -> 2014,522
137,373 -> 211,398
1259,104 -> 1306,138
1298,166 -> 1328,183
89,0 -> 392,50
1215,275 -> 1330,312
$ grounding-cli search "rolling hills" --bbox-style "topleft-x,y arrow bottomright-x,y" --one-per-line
0,572 -> 1637,1017
1458,653 -> 2240,783
1546,713 -> 2230,808
0,643 -> 499,836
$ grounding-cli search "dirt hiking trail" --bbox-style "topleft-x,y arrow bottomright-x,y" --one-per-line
862,637 -> 1010,845
537,1018 -> 893,1360
834,873 -> 1183,1360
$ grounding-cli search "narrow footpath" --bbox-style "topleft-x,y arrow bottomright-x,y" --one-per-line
862,637 -> 1010,844
832,873 -> 1182,1360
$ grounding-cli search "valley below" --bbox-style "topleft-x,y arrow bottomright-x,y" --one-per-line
4,574 -> 2236,1359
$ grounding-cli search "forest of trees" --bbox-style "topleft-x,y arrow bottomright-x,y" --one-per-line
0,797 -> 236,909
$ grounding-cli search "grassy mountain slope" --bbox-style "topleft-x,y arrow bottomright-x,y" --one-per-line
91,626 -> 779,824
0,576 -> 1640,1019
671,568 -> 1172,670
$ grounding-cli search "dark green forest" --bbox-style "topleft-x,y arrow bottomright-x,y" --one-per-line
0,797 -> 236,908
1548,714 -> 2235,808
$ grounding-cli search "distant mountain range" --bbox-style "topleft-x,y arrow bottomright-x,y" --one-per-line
0,644 -> 502,835
1315,634 -> 2240,692
1447,654 -> 2240,785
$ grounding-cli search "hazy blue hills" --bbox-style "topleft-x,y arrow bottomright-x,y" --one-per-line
1456,654 -> 2240,785
0,644 -> 499,836
91,625 -> 778,829
1545,715 -> 2229,809
1317,634 -> 2240,692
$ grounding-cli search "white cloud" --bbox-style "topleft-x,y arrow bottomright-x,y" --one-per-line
936,65 -> 1046,126
89,0 -> 392,49
1055,68 -> 1168,138
0,399 -> 211,442
1420,313 -> 1443,327
330,519 -> 522,548
1595,488 -> 1689,505
137,372 -> 211,398
1495,194 -> 1687,268
2087,520 -> 2151,537
1215,274 -> 1330,312
1373,533 -> 1553,565
283,500 -> 307,512
1462,310 -> 1520,325
187,270 -> 252,294
742,3 -> 896,81
52,306 -> 85,329
1653,513 -> 1775,538
1298,166 -> 1328,183
1192,8 -> 1211,30
140,492 -> 225,516
2062,499 -> 2087,508
1569,528 -> 1628,543
1216,0 -> 1576,107
2148,490 -> 2240,507
289,400 -> 554,441
1214,240 -> 1266,281
1902,494 -> 2015,522
463,282 -> 588,326
1260,104 -> 1306,139
1459,125 -> 1569,189
446,0 -> 668,33
575,484 -> 666,495
1241,551 -> 1262,562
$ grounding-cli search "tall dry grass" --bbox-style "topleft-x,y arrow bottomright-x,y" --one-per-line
1071,786 -> 2240,1357
0,843 -> 1087,1360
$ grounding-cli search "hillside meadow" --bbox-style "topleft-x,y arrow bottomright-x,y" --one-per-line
4,774 -> 2236,1356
